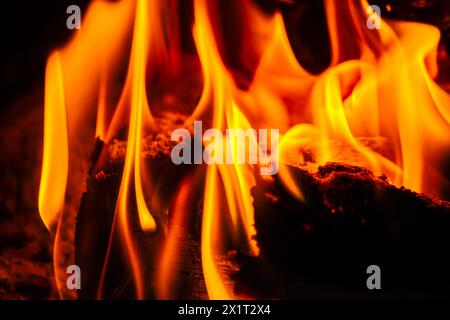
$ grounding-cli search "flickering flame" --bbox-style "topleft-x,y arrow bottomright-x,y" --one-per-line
39,0 -> 135,299
329,0 -> 450,195
97,0 -> 184,299
261,0 -> 450,198
39,53 -> 68,230
192,0 -> 260,299
98,0 -> 156,300
156,177 -> 191,299
39,0 -> 449,300
38,0 -> 179,299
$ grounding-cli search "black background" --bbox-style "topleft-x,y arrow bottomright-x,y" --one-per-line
0,1 -> 91,110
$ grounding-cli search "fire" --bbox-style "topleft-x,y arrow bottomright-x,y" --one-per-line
273,0 -> 450,199
39,53 -> 68,230
39,0 -> 449,300
192,0 -> 262,299
156,177 -> 192,299
39,0 -> 135,299
98,0 -> 157,300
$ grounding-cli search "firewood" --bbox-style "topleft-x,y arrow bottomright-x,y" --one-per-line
281,136 -> 394,173
234,162 -> 450,299
77,126 -> 450,299
75,111 -> 211,299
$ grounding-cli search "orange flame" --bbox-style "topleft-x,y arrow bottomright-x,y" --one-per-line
39,0 -> 135,299
39,53 -> 69,230
270,0 -> 450,199
156,178 -> 191,299
98,0 -> 179,299
192,0 -> 262,299
39,0 -> 450,300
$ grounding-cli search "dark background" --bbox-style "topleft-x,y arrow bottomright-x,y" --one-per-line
0,1 -> 91,110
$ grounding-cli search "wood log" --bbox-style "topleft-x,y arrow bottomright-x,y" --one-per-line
77,126 -> 450,299
75,112 -> 212,299
234,162 -> 450,299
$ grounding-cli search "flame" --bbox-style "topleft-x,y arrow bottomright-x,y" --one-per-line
39,0 -> 135,299
98,0 -> 156,299
98,0 -> 181,299
192,0 -> 261,299
39,0 -> 179,299
39,0 -> 450,300
156,178 -> 191,299
270,0 -> 450,199
39,53 -> 68,230
321,0 -> 449,194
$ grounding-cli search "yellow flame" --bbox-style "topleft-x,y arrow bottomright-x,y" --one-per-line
39,0 -> 135,297
202,166 -> 232,299
156,178 -> 191,299
39,52 -> 69,230
193,0 -> 262,299
98,0 -> 159,300
272,0 -> 450,198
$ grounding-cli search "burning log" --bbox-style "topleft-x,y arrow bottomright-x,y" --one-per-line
75,112 -> 212,299
77,116 -> 450,300
235,161 -> 450,299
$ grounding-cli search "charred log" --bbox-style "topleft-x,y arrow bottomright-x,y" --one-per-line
75,112 -> 210,299
235,162 -> 450,299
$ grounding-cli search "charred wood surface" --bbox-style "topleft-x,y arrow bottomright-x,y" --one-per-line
235,162 -> 450,299
75,112 -> 209,299
77,122 -> 450,299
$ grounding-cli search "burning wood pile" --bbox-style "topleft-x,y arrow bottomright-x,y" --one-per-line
1,0 -> 449,300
